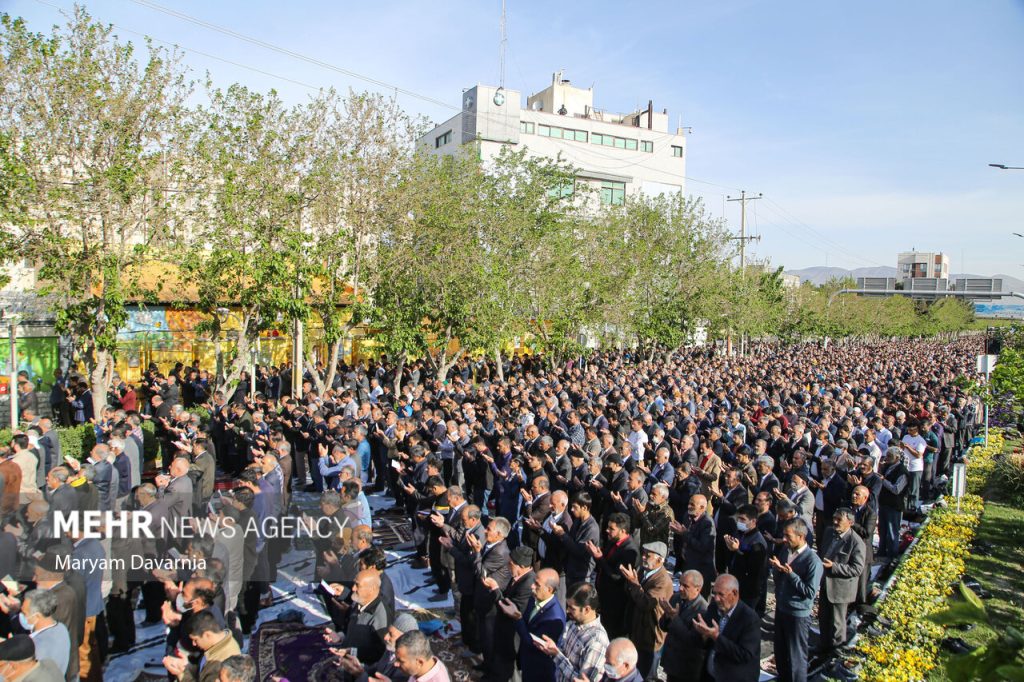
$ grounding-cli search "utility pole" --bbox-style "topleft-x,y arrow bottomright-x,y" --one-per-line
727,190 -> 763,274
727,191 -> 762,356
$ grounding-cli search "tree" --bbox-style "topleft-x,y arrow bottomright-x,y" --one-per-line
177,83 -> 320,393
599,193 -> 733,359
301,90 -> 426,393
0,8 -> 191,416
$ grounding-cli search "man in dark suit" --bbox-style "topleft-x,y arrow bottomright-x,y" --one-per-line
693,574 -> 761,682
754,456 -> 780,496
591,512 -> 638,640
471,517 -> 513,674
45,467 -> 79,520
811,460 -> 848,548
712,471 -> 749,573
520,476 -> 552,553
485,546 -> 536,682
769,518 -> 823,682
441,504 -> 486,655
658,569 -> 708,682
672,494 -> 716,598
817,508 -> 867,653
849,485 -> 877,609
500,568 -> 566,682
36,418 -> 61,488
553,492 -> 600,587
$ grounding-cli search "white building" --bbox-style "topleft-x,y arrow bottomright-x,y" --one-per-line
897,250 -> 950,281
419,71 -> 689,203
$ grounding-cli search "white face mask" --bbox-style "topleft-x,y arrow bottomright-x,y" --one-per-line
736,521 -> 749,533
604,664 -> 622,680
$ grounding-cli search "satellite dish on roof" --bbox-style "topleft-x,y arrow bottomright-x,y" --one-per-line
531,101 -> 542,111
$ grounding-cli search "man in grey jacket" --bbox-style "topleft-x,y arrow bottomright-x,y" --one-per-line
816,508 -> 866,653
84,445 -> 117,513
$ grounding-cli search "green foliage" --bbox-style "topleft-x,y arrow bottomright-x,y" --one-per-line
992,348 -> 1024,409
55,423 -> 96,460
928,582 -> 1024,682
992,453 -> 1024,507
141,420 -> 158,460
0,8 -> 192,416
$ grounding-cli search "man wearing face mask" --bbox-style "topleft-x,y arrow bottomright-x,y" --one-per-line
601,637 -> 643,682
621,541 -> 674,681
19,590 -> 70,678
721,504 -> 769,615
816,508 -> 866,654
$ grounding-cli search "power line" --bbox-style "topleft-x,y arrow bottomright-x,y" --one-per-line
34,0 -> 326,93
762,197 -> 888,268
126,0 -> 458,111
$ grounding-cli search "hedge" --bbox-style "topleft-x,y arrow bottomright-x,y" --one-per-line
0,419 -> 158,461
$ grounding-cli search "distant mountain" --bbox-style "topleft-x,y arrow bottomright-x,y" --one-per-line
784,266 -> 897,285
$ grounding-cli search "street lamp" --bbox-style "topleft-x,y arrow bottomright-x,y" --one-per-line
990,164 -> 1024,170
214,307 -> 230,391
3,311 -> 21,429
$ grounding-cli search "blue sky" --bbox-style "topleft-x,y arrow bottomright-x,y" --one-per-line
5,0 -> 1024,274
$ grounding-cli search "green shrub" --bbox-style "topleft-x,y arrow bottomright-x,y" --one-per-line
994,452 -> 1024,507
57,423 -> 95,460
141,420 -> 158,461
0,428 -> 10,447
190,406 -> 211,426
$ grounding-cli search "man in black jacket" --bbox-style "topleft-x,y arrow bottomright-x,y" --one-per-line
440,504 -> 486,654
552,492 -> 600,587
672,494 -> 716,598
693,574 -> 762,681
590,512 -> 638,640
658,569 -> 708,682
482,546 -> 536,682
722,505 -> 768,615
470,517 -> 512,673
849,485 -> 878,610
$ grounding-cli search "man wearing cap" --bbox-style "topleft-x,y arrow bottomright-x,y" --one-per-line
0,635 -> 63,682
622,541 -> 674,681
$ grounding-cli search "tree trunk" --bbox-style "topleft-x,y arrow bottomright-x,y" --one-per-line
393,355 -> 406,396
438,351 -> 460,386
303,354 -> 325,395
88,348 -> 113,419
322,336 -> 344,394
494,345 -> 504,383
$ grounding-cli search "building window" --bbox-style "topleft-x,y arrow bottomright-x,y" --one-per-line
435,130 -> 452,148
548,180 -> 575,199
538,124 -> 586,142
625,138 -> 638,151
600,181 -> 625,206
671,145 -> 683,158
520,121 -> 534,134
573,130 -> 587,142
641,140 -> 654,153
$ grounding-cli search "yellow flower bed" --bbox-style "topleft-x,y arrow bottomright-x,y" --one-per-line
964,432 -> 1005,495
855,434 -> 1003,681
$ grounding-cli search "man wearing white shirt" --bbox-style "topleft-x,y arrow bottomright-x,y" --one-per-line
900,423 -> 927,512
628,419 -> 648,464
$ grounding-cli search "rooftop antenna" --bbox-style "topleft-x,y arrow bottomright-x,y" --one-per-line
498,0 -> 507,90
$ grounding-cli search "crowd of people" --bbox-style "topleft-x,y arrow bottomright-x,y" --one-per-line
0,336 -> 983,682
